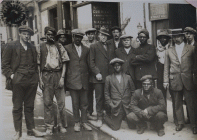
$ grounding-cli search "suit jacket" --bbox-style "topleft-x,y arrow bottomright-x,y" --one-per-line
89,41 -> 115,83
164,44 -> 195,91
192,42 -> 197,82
2,40 -> 37,78
130,88 -> 166,117
65,43 -> 89,90
105,73 -> 135,116
115,47 -> 135,80
130,43 -> 157,80
107,39 -> 122,50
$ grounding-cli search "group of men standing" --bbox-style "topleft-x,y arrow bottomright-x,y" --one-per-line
2,23 -> 197,140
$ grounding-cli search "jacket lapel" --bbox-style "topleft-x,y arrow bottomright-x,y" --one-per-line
120,47 -> 127,55
181,44 -> 189,58
80,44 -> 85,60
15,40 -> 21,57
171,46 -> 180,63
97,42 -> 108,59
72,43 -> 80,59
112,74 -> 122,94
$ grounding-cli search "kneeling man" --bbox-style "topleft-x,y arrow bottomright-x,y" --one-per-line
127,75 -> 167,136
104,58 -> 135,130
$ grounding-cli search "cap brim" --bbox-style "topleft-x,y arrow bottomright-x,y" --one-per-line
156,35 -> 171,39
99,31 -> 110,36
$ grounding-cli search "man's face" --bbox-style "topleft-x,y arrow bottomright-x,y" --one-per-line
59,35 -> 67,44
173,35 -> 184,45
112,29 -> 121,40
122,38 -> 131,48
142,79 -> 153,92
138,33 -> 148,45
158,36 -> 169,46
98,33 -> 108,43
86,32 -> 95,42
185,32 -> 195,43
19,31 -> 30,43
113,63 -> 122,73
74,35 -> 83,46
46,30 -> 55,42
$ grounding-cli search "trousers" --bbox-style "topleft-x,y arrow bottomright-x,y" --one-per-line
87,82 -> 94,115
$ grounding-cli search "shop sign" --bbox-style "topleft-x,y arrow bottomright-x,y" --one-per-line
149,3 -> 169,21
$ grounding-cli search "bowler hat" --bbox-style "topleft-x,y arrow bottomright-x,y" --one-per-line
110,58 -> 124,65
72,29 -> 85,37
111,26 -> 121,32
85,28 -> 97,34
99,26 -> 110,36
120,34 -> 133,39
184,27 -> 197,34
44,26 -> 56,35
170,28 -> 184,36
156,29 -> 171,39
140,75 -> 153,82
18,25 -> 34,36
138,29 -> 149,39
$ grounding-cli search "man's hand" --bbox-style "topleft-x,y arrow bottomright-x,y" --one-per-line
58,77 -> 64,88
39,79 -> 45,90
163,82 -> 169,89
142,109 -> 151,119
96,73 -> 102,81
10,74 -> 14,79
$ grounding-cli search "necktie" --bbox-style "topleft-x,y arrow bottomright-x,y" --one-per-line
102,43 -> 107,51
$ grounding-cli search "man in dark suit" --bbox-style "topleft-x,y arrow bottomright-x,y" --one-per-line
65,29 -> 92,132
107,26 -> 122,50
103,58 -> 135,130
130,29 -> 157,89
115,35 -> 135,80
164,29 -> 197,134
127,75 -> 167,137
38,26 -> 69,134
2,25 -> 44,139
89,26 -> 115,127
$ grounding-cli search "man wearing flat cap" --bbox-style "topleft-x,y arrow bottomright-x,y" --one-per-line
115,35 -> 135,80
156,29 -> 171,101
56,29 -> 70,47
164,29 -> 197,134
64,29 -> 92,132
127,75 -> 167,136
89,26 -> 115,127
83,28 -> 97,48
130,29 -> 157,89
2,25 -> 44,139
107,26 -> 122,50
38,26 -> 70,134
103,58 -> 135,130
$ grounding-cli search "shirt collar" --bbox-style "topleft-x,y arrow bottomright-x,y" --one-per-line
74,44 -> 81,48
175,42 -> 184,48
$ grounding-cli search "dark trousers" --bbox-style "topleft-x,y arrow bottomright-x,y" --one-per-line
87,82 -> 94,115
157,62 -> 167,101
12,72 -> 38,132
170,87 -> 197,127
127,112 -> 167,129
70,89 -> 88,123
42,71 -> 67,129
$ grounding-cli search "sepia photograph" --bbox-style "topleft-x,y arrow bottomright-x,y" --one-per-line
0,0 -> 197,139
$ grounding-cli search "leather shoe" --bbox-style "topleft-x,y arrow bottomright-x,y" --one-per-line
87,113 -> 97,120
136,126 -> 146,134
74,122 -> 80,132
12,131 -> 21,140
82,123 -> 92,131
193,127 -> 197,134
175,124 -> 184,131
27,129 -> 45,137
95,120 -> 103,128
59,126 -> 67,133
157,129 -> 165,137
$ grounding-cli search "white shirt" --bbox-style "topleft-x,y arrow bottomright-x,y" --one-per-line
156,43 -> 169,64
124,47 -> 131,54
116,75 -> 122,83
175,42 -> 185,63
74,44 -> 82,57
114,40 -> 120,48
20,40 -> 27,51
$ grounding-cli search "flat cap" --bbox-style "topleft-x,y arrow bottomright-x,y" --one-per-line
44,26 -> 56,35
85,28 -> 97,34
18,25 -> 34,36
120,34 -> 133,39
140,75 -> 153,82
184,27 -> 197,34
156,29 -> 171,39
111,26 -> 121,32
72,29 -> 85,37
99,26 -> 110,36
138,29 -> 149,39
110,58 -> 124,65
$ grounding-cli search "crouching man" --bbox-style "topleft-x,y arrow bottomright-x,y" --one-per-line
127,75 -> 167,136
103,58 -> 135,130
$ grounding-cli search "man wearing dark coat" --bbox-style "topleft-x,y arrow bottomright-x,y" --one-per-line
130,29 -> 157,89
115,35 -> 135,80
103,58 -> 135,130
65,29 -> 92,132
2,25 -> 44,139
89,26 -> 115,127
127,75 -> 167,137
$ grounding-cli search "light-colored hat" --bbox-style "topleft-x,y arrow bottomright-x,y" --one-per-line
99,26 -> 110,36
184,27 -> 197,34
19,25 -> 34,36
72,29 -> 85,37
120,34 -> 133,39
140,75 -> 153,82
85,28 -> 97,34
156,29 -> 171,39
110,58 -> 125,65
